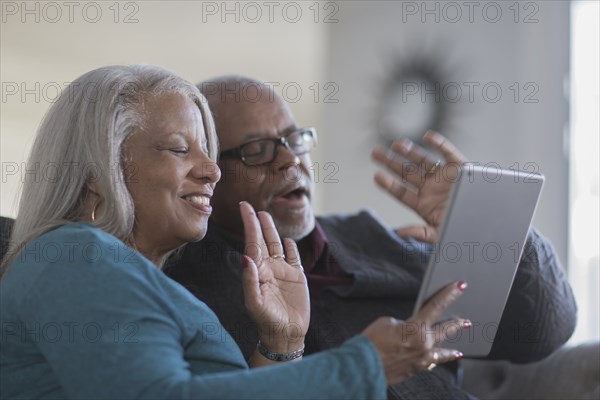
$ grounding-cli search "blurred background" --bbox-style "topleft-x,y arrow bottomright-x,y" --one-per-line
1,0 -> 598,343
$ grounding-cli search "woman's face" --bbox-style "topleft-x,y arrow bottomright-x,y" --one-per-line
124,92 -> 220,262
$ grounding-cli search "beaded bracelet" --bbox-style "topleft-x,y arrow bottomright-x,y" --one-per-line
257,341 -> 305,362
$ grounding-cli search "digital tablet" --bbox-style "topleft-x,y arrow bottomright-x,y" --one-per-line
413,164 -> 544,357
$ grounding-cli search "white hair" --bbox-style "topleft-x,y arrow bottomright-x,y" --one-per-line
2,65 -> 217,274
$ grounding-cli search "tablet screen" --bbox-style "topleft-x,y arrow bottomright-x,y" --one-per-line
413,164 -> 544,357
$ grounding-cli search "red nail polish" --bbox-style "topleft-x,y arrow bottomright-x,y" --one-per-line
457,281 -> 467,291
455,351 -> 463,359
242,256 -> 250,269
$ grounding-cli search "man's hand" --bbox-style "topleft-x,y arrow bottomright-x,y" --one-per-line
371,131 -> 467,243
239,201 -> 309,359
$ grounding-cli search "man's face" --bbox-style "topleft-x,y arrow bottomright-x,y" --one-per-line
210,95 -> 315,241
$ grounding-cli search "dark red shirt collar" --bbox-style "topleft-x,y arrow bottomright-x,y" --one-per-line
298,221 -> 353,296
299,221 -> 328,273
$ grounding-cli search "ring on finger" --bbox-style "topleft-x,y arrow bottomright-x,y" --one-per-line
427,351 -> 439,370
426,160 -> 441,174
271,254 -> 285,260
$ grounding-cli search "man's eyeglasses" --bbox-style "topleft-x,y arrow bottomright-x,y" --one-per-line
219,128 -> 317,166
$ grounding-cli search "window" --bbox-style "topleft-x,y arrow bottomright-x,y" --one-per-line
569,0 -> 599,343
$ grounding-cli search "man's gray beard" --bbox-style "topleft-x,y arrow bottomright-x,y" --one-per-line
273,214 -> 316,242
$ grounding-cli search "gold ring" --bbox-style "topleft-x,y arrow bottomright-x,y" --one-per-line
271,254 -> 284,259
427,350 -> 439,370
427,160 -> 441,174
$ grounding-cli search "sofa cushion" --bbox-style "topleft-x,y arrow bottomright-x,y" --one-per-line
462,341 -> 600,399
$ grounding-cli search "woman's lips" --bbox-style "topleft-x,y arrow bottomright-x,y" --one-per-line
182,194 -> 212,213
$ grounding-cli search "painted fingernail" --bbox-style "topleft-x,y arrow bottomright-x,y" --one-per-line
455,351 -> 463,359
457,281 -> 467,291
463,320 -> 472,328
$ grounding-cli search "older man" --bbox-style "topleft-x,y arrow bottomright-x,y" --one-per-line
164,75 -> 576,399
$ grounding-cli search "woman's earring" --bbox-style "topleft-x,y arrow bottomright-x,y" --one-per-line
91,202 -> 99,222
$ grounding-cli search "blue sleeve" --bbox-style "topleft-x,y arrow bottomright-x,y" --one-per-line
10,226 -> 387,399
172,336 -> 387,400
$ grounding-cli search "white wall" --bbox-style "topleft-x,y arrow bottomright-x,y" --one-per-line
0,1 -> 573,268
319,1 -> 570,266
1,1 -> 328,215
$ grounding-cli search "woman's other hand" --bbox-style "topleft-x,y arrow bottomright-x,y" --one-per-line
362,281 -> 470,385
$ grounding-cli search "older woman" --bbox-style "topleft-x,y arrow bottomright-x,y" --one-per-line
0,65 -> 467,399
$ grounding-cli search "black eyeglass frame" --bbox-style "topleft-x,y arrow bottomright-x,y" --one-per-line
219,127 -> 317,166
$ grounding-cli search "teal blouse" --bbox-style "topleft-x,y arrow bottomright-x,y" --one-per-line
0,222 -> 386,399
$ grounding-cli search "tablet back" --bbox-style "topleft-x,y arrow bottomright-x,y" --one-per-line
413,164 -> 544,357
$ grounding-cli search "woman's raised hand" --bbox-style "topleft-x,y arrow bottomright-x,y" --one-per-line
239,201 -> 310,355
362,281 -> 470,385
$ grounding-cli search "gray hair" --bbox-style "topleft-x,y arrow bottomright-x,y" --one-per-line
2,65 -> 217,274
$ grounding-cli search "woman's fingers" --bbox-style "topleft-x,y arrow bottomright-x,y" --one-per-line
241,255 -> 262,314
283,238 -> 303,270
362,279 -> 469,386
362,315 -> 466,386
240,202 -> 301,273
257,211 -> 284,259
432,319 -> 472,345
409,281 -> 467,326
240,201 -> 267,264
428,347 -> 464,366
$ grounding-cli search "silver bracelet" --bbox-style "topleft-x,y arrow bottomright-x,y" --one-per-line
257,341 -> 305,362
